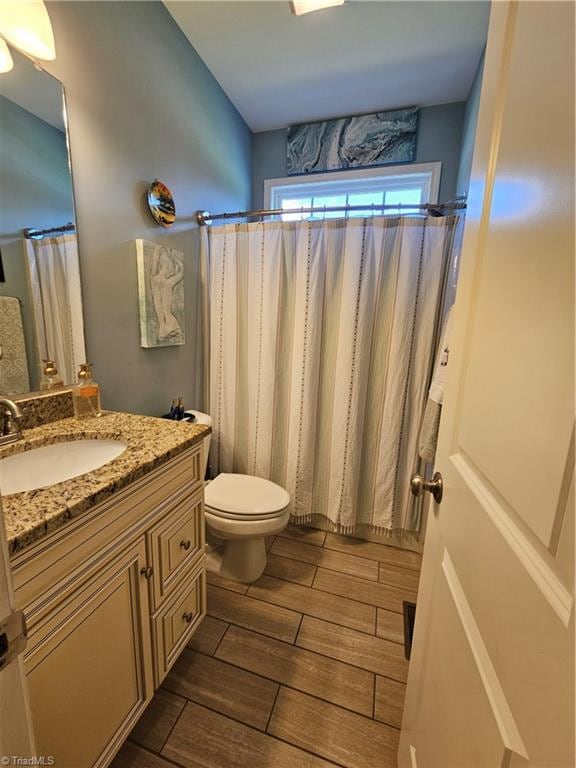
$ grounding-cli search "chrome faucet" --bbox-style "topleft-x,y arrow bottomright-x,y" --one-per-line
0,398 -> 24,445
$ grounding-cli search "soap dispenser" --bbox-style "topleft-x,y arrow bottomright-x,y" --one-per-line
40,359 -> 63,390
73,363 -> 102,419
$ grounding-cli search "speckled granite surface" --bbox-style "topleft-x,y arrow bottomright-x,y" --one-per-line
1,411 -> 209,556
14,389 -> 74,429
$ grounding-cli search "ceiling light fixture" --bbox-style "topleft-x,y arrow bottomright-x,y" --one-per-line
290,0 -> 345,16
0,37 -> 14,72
0,1 -> 56,61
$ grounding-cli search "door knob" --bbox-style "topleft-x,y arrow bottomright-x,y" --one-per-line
410,472 -> 443,503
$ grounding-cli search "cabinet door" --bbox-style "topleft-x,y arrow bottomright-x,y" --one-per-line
24,539 -> 153,768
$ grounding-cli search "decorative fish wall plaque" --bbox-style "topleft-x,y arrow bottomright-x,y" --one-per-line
147,179 -> 176,227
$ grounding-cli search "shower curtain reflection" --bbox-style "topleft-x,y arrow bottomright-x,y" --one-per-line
25,234 -> 86,387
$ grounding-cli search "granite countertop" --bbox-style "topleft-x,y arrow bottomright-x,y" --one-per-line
1,411 -> 210,556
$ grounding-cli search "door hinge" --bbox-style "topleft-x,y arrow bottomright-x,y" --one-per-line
0,609 -> 27,671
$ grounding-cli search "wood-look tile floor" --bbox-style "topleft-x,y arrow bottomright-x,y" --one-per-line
111,526 -> 422,768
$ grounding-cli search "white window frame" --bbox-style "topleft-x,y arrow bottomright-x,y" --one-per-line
264,162 -> 442,218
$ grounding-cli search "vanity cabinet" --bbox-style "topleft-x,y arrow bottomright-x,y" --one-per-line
25,539 -> 152,768
10,443 -> 206,768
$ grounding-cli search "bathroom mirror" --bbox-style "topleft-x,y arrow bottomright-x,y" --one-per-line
0,44 -> 85,395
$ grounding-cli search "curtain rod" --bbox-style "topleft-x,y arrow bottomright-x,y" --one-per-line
23,222 -> 76,240
196,201 -> 466,225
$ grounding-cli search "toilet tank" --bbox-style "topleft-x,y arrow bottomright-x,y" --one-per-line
185,410 -> 212,478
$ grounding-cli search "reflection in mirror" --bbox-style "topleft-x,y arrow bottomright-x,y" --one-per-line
0,45 -> 85,395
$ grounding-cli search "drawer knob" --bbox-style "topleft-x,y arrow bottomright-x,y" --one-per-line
140,566 -> 154,579
183,611 -> 194,624
180,539 -> 192,551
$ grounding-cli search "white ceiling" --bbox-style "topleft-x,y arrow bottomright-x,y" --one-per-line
165,0 -> 490,132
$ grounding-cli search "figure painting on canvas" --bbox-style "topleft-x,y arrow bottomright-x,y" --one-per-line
136,239 -> 184,348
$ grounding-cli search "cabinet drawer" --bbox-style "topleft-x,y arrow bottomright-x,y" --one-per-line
152,564 -> 205,686
147,488 -> 204,610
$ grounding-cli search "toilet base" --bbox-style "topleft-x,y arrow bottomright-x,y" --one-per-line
206,536 -> 267,584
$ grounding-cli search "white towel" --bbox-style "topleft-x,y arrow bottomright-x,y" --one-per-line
418,307 -> 453,463
0,295 -> 30,394
428,307 -> 453,405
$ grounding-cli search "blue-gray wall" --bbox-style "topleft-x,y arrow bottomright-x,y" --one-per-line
0,96 -> 74,244
456,51 -> 485,197
41,1 -> 252,416
252,102 -> 466,208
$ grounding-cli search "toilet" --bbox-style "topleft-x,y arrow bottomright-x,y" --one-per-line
188,411 -> 290,583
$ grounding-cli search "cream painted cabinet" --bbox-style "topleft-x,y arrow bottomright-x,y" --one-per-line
10,444 -> 206,768
25,539 -> 153,768
152,562 -> 205,685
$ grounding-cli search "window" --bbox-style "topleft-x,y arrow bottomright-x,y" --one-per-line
264,162 -> 441,221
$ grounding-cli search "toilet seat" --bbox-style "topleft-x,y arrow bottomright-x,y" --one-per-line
206,506 -> 285,521
205,473 -> 290,521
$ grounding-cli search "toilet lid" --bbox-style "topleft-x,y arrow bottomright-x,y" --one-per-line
205,473 -> 290,518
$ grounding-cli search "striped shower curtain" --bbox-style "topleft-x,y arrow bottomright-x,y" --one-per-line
25,234 -> 86,386
201,215 -> 461,534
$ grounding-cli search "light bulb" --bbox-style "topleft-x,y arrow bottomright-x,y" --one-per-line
0,1 -> 55,60
0,37 -> 14,72
290,0 -> 345,16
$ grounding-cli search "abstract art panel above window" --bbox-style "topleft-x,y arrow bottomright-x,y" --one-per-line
287,107 -> 419,175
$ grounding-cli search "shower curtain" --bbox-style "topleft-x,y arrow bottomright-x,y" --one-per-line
25,234 -> 86,386
201,215 -> 461,535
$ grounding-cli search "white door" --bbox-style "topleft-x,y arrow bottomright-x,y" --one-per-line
399,2 -> 574,767
0,496 -> 35,760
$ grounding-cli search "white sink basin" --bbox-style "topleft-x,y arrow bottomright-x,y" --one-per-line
0,439 -> 128,495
